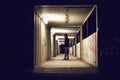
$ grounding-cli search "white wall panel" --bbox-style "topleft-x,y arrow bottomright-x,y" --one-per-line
76,42 -> 80,58
69,47 -> 72,55
82,33 -> 96,66
73,45 -> 75,56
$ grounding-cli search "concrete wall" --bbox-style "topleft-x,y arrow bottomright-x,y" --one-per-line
34,11 -> 50,66
76,42 -> 80,58
81,32 -> 96,66
40,21 -> 49,64
34,12 -> 41,66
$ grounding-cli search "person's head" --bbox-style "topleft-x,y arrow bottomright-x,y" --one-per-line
64,34 -> 68,37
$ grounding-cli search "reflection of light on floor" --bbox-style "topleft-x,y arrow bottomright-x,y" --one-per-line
34,54 -> 98,74
41,54 -> 92,68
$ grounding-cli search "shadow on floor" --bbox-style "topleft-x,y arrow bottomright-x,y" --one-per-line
17,70 -> 100,80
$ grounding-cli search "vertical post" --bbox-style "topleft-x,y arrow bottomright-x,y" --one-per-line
50,32 -> 53,58
36,14 -> 39,66
75,35 -> 77,57
80,25 -> 83,60
57,40 -> 59,55
56,40 -> 58,55
96,5 -> 98,67
57,40 -> 60,55
47,26 -> 51,60
34,12 -> 36,67
34,11 -> 42,66
48,30 -> 51,60
53,34 -> 56,57
72,39 -> 74,55
38,16 -> 41,66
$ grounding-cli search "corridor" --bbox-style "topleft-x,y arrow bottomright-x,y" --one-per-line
34,54 -> 97,74
33,5 -> 98,75
15,1 -> 120,80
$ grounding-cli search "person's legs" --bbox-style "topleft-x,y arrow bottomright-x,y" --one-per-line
64,54 -> 67,60
66,47 -> 69,60
64,47 -> 69,60
67,54 -> 69,60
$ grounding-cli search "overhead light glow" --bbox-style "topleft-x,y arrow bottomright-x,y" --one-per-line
43,18 -> 48,24
50,28 -> 78,34
56,36 -> 75,40
42,14 -> 49,24
42,14 -> 65,22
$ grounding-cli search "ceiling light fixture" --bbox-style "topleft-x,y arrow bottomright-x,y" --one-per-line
64,8 -> 69,24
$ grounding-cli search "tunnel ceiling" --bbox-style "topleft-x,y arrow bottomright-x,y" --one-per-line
36,5 -> 93,27
35,5 -> 94,36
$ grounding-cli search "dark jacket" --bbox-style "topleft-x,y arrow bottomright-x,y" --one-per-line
64,37 -> 69,47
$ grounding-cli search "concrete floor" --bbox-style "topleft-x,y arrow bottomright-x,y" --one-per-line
34,54 -> 98,74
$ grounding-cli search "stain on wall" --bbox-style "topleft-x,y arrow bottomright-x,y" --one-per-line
82,32 -> 96,66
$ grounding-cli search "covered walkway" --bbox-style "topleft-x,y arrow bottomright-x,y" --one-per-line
17,5 -> 99,80
33,5 -> 98,75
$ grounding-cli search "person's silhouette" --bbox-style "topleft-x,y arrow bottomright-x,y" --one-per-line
63,34 -> 69,60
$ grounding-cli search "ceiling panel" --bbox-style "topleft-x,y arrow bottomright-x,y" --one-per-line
37,6 -> 93,27
35,5 -> 94,35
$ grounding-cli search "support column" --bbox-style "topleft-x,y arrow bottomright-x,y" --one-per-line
53,34 -> 56,57
80,26 -> 83,60
34,12 -> 41,66
47,26 -> 51,60
35,13 -> 39,66
50,32 -> 54,59
72,39 -> 74,55
95,5 -> 98,67
75,35 -> 77,57
57,40 -> 60,55
34,12 -> 36,66
55,40 -> 58,55
38,16 -> 41,66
